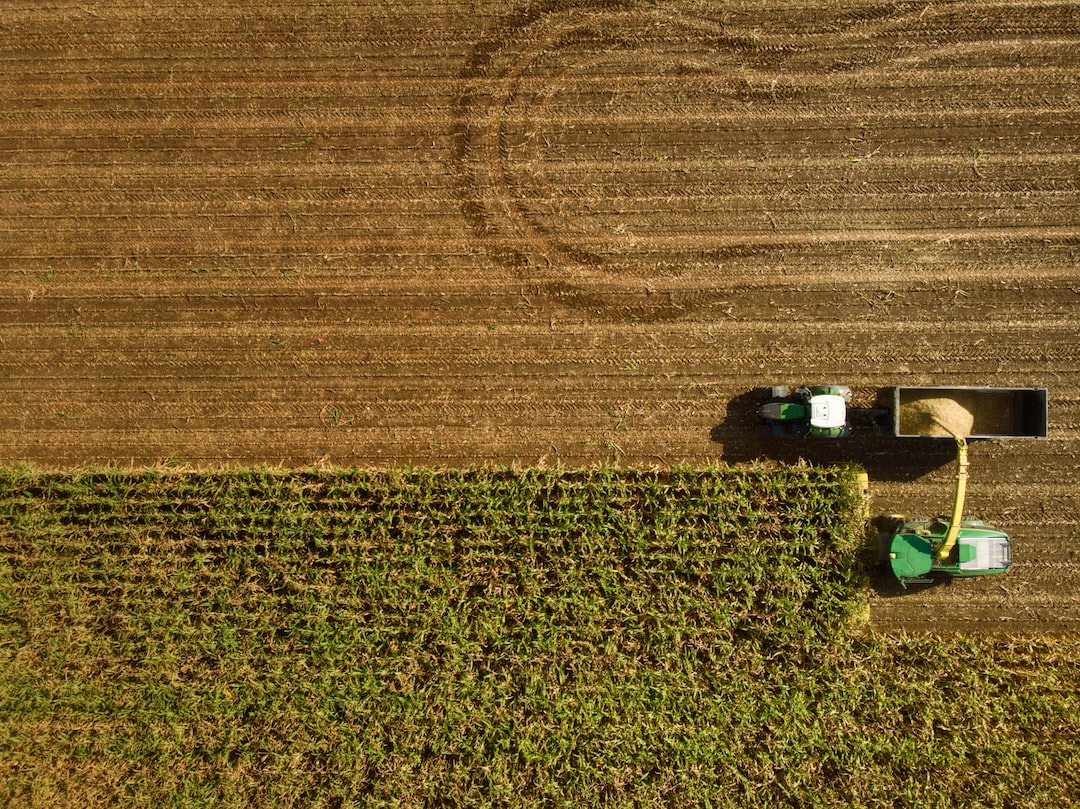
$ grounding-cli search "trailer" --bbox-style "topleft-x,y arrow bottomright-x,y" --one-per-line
884,385 -> 1048,439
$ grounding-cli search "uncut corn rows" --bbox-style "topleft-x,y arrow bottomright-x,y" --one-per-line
0,464 -> 869,806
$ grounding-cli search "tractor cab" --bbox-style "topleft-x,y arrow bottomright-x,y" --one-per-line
809,394 -> 847,431
756,384 -> 852,438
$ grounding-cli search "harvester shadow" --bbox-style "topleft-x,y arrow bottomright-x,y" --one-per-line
710,390 -> 957,483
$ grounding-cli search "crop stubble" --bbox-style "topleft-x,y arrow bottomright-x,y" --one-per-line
0,0 -> 1078,632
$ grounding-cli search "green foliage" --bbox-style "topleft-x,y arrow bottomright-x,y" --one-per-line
0,465 -> 1076,808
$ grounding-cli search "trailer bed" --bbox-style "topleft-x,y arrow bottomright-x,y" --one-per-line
892,386 -> 1048,439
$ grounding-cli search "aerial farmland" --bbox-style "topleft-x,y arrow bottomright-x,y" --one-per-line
1,1 -> 1079,802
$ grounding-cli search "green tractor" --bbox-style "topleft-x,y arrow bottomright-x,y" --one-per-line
887,436 -> 1012,587
750,382 -> 1023,587
757,384 -> 852,438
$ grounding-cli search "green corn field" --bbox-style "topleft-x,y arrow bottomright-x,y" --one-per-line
1,464 -> 1077,808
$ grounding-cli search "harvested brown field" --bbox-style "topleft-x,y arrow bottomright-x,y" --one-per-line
1,0 -> 1078,633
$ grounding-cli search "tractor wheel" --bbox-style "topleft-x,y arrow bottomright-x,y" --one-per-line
764,385 -> 789,399
810,384 -> 852,401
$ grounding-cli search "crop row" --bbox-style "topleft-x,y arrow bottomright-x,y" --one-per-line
1,465 -> 1076,808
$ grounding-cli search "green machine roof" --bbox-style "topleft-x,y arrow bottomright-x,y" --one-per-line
889,533 -> 934,579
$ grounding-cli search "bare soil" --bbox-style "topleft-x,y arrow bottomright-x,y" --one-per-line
1,0 -> 1078,634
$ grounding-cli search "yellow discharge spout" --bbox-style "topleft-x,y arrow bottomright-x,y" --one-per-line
937,436 -> 969,560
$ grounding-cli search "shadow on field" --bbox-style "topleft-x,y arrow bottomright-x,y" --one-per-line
710,390 -> 957,483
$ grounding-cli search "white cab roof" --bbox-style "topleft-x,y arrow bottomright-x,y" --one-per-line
809,394 -> 847,430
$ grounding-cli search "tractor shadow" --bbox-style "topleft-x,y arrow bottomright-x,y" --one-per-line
710,390 -> 956,483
